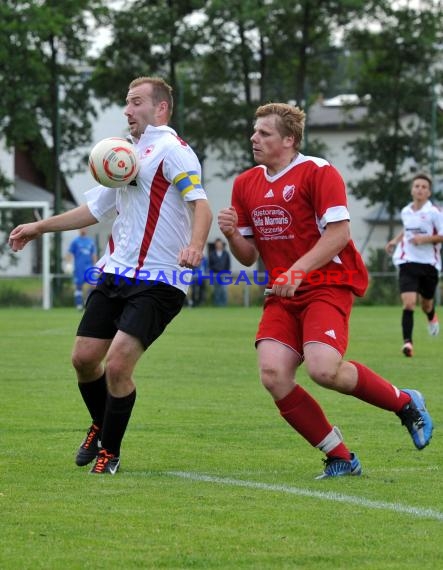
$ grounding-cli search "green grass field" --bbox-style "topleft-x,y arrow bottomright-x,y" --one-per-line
1,305 -> 442,569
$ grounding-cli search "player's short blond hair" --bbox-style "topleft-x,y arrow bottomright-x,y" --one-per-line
255,103 -> 305,150
128,76 -> 174,118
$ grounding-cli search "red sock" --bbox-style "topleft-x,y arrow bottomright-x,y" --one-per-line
276,385 -> 350,460
349,361 -> 410,412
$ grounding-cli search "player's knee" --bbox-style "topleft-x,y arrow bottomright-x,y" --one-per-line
260,365 -> 284,393
306,362 -> 336,388
105,355 -> 130,383
71,348 -> 93,374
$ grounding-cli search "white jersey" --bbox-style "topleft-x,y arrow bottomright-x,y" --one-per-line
393,200 -> 443,270
86,125 -> 208,293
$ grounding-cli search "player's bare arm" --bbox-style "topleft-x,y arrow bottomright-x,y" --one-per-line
9,204 -> 98,252
410,233 -> 443,246
178,199 -> 212,268
272,220 -> 350,297
218,206 -> 259,266
385,231 -> 404,254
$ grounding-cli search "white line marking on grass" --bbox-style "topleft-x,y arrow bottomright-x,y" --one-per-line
166,471 -> 443,522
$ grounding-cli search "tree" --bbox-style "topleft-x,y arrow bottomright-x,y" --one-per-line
0,0 -> 107,171
177,0 -> 371,173
0,0 -> 107,278
90,0 -> 371,174
91,0 -> 205,130
344,0 -> 443,240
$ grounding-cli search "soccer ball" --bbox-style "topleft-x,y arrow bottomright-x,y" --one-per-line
88,137 -> 140,188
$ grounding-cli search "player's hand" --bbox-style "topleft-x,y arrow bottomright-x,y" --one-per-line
218,206 -> 238,238
9,223 -> 42,252
385,240 -> 396,254
178,246 -> 203,269
269,270 -> 303,297
409,235 -> 426,246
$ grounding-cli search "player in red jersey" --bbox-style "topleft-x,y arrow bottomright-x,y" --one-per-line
218,102 -> 433,478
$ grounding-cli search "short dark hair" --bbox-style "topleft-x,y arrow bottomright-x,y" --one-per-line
412,172 -> 432,190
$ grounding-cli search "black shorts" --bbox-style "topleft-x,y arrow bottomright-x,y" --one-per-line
77,274 -> 186,350
398,262 -> 439,299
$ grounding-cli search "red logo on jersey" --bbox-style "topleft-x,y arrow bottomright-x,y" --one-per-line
283,185 -> 295,202
143,145 -> 154,156
252,205 -> 292,236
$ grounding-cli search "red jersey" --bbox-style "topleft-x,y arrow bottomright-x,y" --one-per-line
231,153 -> 368,296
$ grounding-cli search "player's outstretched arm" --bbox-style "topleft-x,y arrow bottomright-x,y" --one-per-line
9,204 -> 98,252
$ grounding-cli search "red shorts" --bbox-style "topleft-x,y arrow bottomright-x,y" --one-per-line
256,286 -> 353,359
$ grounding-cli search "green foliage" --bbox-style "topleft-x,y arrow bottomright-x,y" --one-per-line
0,285 -> 34,306
0,0 -> 108,184
0,277 -> 44,306
90,0 -> 372,174
2,0 -> 442,220
345,1 -> 443,215
0,275 -> 78,307
1,306 -> 442,568
357,248 -> 399,306
91,0 -> 206,126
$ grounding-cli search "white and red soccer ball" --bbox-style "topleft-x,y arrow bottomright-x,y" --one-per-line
88,137 -> 140,188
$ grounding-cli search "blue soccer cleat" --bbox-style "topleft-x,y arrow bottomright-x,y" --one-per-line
397,389 -> 433,450
315,452 -> 362,480
350,453 -> 362,476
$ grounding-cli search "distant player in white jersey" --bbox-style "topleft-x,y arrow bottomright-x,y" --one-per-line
386,173 -> 443,357
9,77 -> 213,475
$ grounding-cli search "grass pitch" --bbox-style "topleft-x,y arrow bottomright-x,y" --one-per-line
0,305 -> 442,569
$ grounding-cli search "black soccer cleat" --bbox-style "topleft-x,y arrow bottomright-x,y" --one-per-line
75,424 -> 101,466
89,449 -> 120,475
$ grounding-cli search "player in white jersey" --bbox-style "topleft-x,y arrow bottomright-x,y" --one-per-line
386,173 -> 443,357
9,77 -> 213,475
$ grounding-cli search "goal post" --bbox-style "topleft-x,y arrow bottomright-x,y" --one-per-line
0,200 -> 51,309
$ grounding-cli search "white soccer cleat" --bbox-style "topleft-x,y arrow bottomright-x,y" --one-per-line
402,341 -> 414,357
427,315 -> 439,336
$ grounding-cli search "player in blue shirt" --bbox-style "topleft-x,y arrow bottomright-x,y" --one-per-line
67,229 -> 97,309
